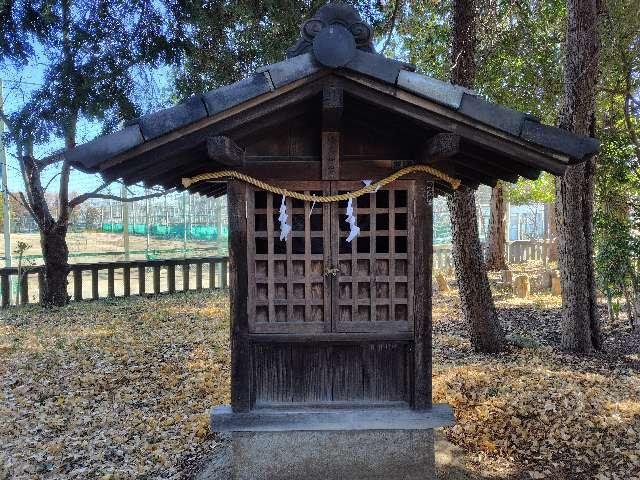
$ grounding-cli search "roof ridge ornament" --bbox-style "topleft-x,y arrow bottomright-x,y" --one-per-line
287,2 -> 375,66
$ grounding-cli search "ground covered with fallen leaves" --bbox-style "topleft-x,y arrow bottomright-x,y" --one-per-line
1,282 -> 639,479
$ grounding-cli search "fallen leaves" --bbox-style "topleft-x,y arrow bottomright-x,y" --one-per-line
0,292 -> 230,479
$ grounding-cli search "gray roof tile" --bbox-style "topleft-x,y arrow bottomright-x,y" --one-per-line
459,93 -> 526,137
345,50 -> 408,85
66,125 -> 143,171
260,52 -> 322,88
203,73 -> 273,117
397,71 -> 467,109
521,119 -> 600,159
138,95 -> 208,141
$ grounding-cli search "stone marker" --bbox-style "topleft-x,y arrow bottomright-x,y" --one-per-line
513,274 -> 530,298
501,270 -> 513,284
436,272 -> 450,292
542,269 -> 559,289
551,276 -> 561,296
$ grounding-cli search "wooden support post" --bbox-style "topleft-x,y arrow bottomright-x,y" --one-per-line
153,265 -> 161,294
321,82 -> 342,180
413,179 -> 434,410
91,268 -> 99,300
20,273 -> 28,305
107,267 -> 115,298
123,266 -> 131,297
73,268 -> 82,301
209,260 -> 216,289
1,274 -> 8,307
182,262 -> 190,291
221,260 -> 228,289
196,262 -> 203,291
228,180 -> 251,412
138,264 -> 146,295
38,271 -> 45,303
168,263 -> 176,293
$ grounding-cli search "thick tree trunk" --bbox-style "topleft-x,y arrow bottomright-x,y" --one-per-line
40,226 -> 70,306
556,0 -> 601,353
449,0 -> 505,352
485,185 -> 507,270
448,187 -> 505,352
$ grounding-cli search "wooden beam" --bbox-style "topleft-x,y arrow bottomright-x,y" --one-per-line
207,136 -> 244,167
421,133 -> 461,161
322,81 -> 343,131
227,180 -> 251,412
413,179 -> 433,409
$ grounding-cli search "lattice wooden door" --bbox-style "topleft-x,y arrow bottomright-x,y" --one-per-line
247,182 -> 332,334
247,180 -> 415,334
331,181 -> 415,333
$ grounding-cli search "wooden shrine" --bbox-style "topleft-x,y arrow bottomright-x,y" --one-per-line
65,3 -> 598,478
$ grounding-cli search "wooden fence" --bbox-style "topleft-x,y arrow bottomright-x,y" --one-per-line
433,240 -> 556,270
0,256 -> 228,308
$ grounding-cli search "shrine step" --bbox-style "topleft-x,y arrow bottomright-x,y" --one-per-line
211,403 -> 454,432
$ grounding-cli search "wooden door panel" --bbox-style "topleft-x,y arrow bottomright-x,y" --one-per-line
330,180 -> 415,333
247,182 -> 331,334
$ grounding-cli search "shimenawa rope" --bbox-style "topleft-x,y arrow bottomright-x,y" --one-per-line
182,165 -> 460,202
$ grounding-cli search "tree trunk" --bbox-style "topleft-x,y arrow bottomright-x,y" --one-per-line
449,0 -> 505,353
485,185 -> 508,270
448,187 -> 505,352
40,225 -> 69,305
555,0 -> 601,353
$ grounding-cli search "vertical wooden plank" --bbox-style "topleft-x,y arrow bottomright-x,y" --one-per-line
196,261 -> 203,291
38,270 -> 45,303
20,272 -> 29,305
107,267 -> 115,298
413,179 -> 433,410
153,265 -> 161,294
221,259 -> 228,289
168,263 -> 176,293
123,266 -> 131,297
0,274 -> 8,308
209,260 -> 215,289
138,264 -> 146,295
73,268 -> 82,301
91,267 -> 99,300
228,180 -> 251,412
182,262 -> 190,291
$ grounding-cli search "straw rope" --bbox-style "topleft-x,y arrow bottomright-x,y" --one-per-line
182,164 -> 460,202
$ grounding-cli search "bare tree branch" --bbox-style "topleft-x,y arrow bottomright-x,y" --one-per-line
69,186 -> 174,209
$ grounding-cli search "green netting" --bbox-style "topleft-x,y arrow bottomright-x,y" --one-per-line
100,224 -> 229,240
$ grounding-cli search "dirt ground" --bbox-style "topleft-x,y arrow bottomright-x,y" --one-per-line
0,270 -> 639,479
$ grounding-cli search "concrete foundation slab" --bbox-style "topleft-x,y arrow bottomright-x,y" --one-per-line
231,429 -> 435,480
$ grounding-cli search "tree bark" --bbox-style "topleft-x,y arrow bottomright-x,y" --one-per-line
555,0 -> 602,353
485,185 -> 508,270
548,200 -> 558,262
40,225 -> 69,305
448,188 -> 505,352
448,0 -> 505,353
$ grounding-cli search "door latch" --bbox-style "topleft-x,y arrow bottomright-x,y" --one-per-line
323,267 -> 340,277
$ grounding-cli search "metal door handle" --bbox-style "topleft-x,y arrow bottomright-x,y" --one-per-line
323,267 -> 340,277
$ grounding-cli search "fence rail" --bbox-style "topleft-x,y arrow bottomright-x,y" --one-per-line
433,239 -> 556,270
0,256 -> 228,308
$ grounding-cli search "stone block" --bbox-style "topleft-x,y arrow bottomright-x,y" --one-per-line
513,274 -> 530,298
501,270 -> 513,284
551,276 -> 561,296
230,429 -> 435,480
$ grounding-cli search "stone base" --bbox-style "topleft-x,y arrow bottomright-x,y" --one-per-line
231,429 -> 435,480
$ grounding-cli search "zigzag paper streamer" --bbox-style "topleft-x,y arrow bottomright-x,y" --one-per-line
278,195 -> 292,241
